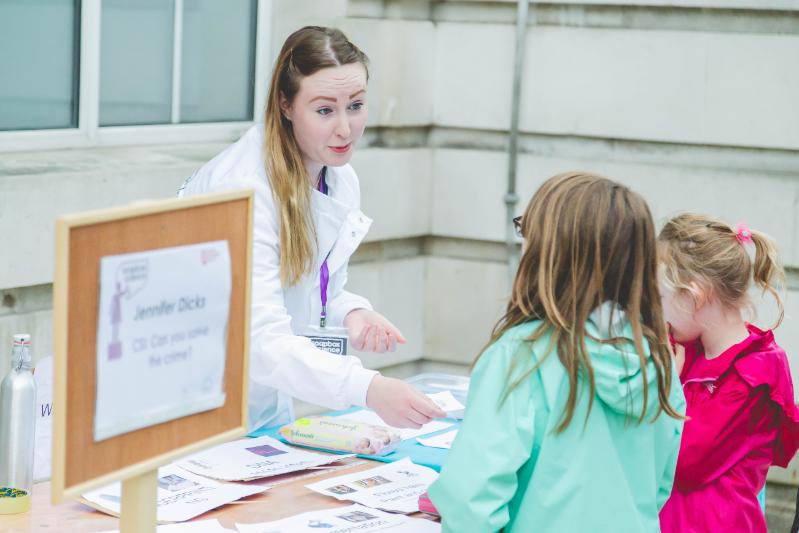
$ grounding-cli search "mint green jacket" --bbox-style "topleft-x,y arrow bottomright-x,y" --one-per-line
428,308 -> 686,533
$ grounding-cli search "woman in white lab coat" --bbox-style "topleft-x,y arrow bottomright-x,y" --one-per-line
179,26 -> 445,431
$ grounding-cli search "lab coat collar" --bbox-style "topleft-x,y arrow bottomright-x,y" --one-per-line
309,185 -> 372,285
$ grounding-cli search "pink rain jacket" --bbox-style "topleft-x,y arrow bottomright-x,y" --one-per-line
660,325 -> 799,533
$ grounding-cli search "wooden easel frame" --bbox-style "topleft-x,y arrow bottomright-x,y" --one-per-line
51,190 -> 253,520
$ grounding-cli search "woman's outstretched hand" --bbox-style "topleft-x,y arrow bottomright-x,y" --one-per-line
366,375 -> 447,428
344,309 -> 406,353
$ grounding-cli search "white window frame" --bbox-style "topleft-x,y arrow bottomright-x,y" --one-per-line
0,0 -> 272,153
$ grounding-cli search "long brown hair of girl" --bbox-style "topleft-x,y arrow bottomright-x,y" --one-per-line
479,172 -> 683,433
263,26 -> 369,286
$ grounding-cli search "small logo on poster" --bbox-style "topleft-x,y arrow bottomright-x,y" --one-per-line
201,248 -> 220,265
107,259 -> 149,361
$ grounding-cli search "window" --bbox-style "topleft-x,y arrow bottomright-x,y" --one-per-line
0,0 -> 80,131
0,0 -> 263,150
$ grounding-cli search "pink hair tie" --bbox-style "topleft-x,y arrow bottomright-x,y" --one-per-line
736,222 -> 753,245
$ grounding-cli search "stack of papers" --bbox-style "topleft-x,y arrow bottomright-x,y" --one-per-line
177,436 -> 352,481
417,429 -> 458,450
425,391 -> 464,413
236,503 -> 440,532
305,458 -> 438,514
81,465 -> 265,523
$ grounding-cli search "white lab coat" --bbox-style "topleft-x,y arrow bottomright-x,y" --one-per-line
179,125 -> 377,431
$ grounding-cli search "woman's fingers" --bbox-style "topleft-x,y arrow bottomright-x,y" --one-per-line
382,320 -> 407,344
405,408 -> 431,427
411,391 -> 447,419
353,324 -> 371,351
376,329 -> 388,353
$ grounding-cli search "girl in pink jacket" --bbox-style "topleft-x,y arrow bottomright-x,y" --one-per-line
657,214 -> 799,533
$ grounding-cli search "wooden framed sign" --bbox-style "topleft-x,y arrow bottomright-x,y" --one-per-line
51,190 -> 253,530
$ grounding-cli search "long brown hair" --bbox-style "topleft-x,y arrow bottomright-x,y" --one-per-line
658,213 -> 785,328
480,172 -> 682,433
264,26 -> 369,286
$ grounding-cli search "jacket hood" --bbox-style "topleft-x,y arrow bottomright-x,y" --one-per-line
586,302 -> 665,418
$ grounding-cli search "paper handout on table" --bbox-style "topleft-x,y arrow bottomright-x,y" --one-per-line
177,435 -> 352,481
417,429 -> 458,450
304,458 -> 438,514
81,465 -> 265,523
99,519 -> 234,533
338,410 -> 453,441
236,503 -> 441,533
426,391 -> 465,413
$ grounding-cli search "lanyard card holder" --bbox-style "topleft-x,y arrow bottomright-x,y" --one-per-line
303,324 -> 348,356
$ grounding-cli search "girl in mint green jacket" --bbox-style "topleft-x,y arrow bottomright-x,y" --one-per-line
428,172 -> 686,533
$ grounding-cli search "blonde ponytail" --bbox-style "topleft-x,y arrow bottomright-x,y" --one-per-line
751,229 -> 785,328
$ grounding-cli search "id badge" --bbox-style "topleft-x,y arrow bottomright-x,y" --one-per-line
303,325 -> 348,355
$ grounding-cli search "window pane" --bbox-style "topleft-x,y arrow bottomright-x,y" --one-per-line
180,0 -> 256,123
100,0 -> 174,126
0,0 -> 78,131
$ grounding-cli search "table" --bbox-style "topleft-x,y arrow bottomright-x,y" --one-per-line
2,457 -> 433,532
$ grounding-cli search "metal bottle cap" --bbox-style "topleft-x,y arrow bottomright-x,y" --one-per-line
12,335 -> 30,346
11,334 -> 31,364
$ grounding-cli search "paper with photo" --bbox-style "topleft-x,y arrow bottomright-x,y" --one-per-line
417,429 -> 458,450
236,503 -> 440,533
94,240 -> 231,441
177,436 -> 352,481
426,391 -> 464,413
337,410 -> 452,441
99,519 -> 234,532
304,458 -> 438,514
81,464 -> 265,523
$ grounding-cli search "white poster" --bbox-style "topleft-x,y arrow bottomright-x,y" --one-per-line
304,458 -> 438,514
82,464 -> 266,523
236,504 -> 441,533
94,240 -> 232,441
177,436 -> 352,481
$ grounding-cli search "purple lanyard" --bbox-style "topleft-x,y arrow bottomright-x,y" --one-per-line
318,168 -> 330,328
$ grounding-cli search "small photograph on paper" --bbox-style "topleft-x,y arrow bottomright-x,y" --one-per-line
353,475 -> 391,489
157,474 -> 198,492
245,444 -> 288,458
304,458 -> 438,514
327,484 -> 358,495
338,510 -> 380,523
